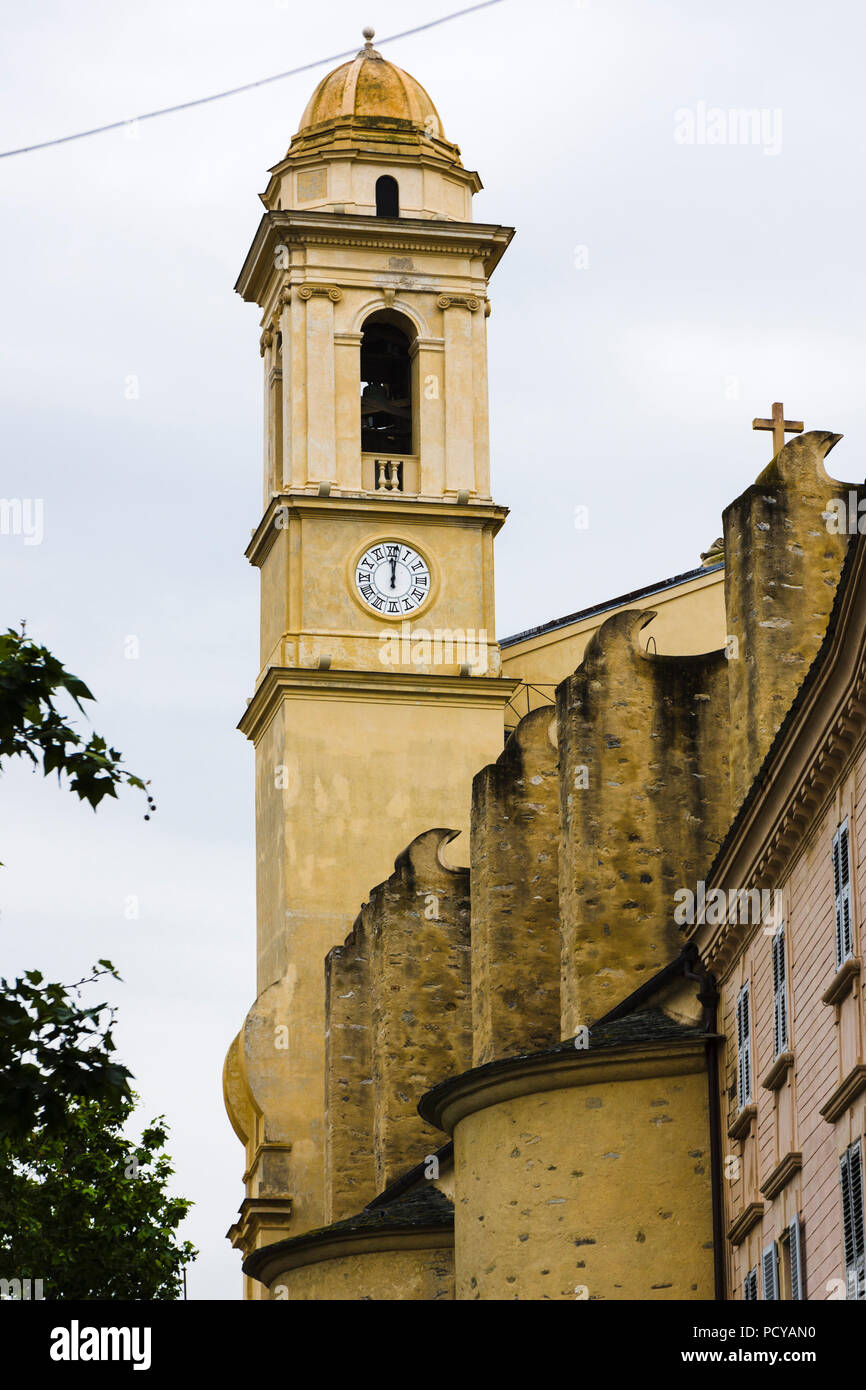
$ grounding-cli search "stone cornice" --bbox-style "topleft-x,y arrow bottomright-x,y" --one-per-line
236,210 -> 514,304
761,1052 -> 794,1091
263,133 -> 478,191
226,1195 -> 294,1255
727,1201 -> 764,1246
419,1036 -> 714,1135
243,1219 -> 453,1287
727,1103 -> 756,1142
822,956 -> 861,1005
692,536 -> 866,977
760,1150 -> 802,1201
820,1063 -> 866,1123
238,668 -> 521,744
245,492 -> 508,567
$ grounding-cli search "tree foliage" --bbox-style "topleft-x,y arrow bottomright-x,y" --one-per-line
0,624 -> 151,1130
0,1095 -> 196,1299
0,626 -> 194,1297
0,963 -> 132,1140
0,624 -> 154,813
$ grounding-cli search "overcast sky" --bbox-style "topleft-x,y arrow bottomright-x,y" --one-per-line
1,0 -> 864,1298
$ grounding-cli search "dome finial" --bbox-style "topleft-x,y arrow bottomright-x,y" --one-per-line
362,26 -> 375,46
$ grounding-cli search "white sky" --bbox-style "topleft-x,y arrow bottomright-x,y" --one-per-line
1,0 -> 864,1298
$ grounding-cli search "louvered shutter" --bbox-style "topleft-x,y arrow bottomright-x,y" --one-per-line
833,821 -> 853,969
761,1241 -> 779,1300
841,1140 -> 866,1300
744,1268 -> 758,1301
788,1214 -> 803,1300
772,924 -> 788,1057
736,983 -> 752,1107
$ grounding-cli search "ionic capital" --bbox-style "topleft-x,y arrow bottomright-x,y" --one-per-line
298,283 -> 343,302
437,294 -> 481,312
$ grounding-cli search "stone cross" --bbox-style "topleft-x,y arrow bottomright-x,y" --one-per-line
752,401 -> 804,456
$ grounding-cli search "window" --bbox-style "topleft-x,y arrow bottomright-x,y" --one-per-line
757,1224 -> 803,1300
761,1240 -> 779,1300
375,175 -> 399,218
780,1216 -> 804,1300
736,982 -> 753,1109
832,819 -> 854,969
840,1140 -> 865,1300
360,313 -> 413,455
772,923 -> 789,1058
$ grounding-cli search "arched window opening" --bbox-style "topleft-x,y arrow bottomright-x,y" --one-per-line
360,315 -> 412,455
375,175 -> 399,218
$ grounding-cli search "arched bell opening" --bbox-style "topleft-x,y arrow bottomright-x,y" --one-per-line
360,310 -> 415,456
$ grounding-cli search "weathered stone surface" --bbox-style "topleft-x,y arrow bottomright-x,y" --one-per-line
447,1044 -> 714,1301
325,913 -> 375,1223
369,828 -> 472,1190
723,430 -> 850,811
557,609 -> 729,1031
324,828 -> 472,1207
470,706 -> 561,1064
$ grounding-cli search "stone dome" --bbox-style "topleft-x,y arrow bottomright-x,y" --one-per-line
297,31 -> 447,141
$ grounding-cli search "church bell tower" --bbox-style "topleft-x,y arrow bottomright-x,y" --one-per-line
223,30 -> 516,1290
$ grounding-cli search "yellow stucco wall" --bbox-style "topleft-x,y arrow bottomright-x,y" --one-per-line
236,676 -> 510,1240
501,565 -> 726,690
451,1062 -> 715,1300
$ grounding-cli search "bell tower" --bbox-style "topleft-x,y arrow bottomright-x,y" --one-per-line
224,31 -> 516,1290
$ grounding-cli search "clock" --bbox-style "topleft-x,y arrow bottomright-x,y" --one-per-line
354,541 -> 431,615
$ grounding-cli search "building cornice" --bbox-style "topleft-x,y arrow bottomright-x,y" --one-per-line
691,535 -> 866,977
760,1150 -> 802,1201
245,492 -> 508,567
235,209 -> 515,304
419,1036 -> 715,1135
238,667 -> 521,743
261,142 -> 483,208
242,1218 -> 453,1287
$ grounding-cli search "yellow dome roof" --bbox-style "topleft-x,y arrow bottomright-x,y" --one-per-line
298,30 -> 446,140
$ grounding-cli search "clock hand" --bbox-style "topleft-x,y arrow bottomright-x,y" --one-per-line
389,557 -> 397,589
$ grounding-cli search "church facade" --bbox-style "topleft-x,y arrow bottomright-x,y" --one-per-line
223,34 -> 866,1300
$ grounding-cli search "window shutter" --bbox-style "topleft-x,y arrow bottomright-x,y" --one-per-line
833,821 -> 853,969
736,983 -> 752,1108
788,1214 -> 803,1301
744,1267 -> 758,1301
772,924 -> 788,1057
761,1241 -> 779,1300
841,1140 -> 866,1300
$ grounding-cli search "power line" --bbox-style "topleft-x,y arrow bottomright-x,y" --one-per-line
0,0 -> 508,161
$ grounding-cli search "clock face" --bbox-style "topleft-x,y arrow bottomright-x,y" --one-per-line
355,541 -> 431,615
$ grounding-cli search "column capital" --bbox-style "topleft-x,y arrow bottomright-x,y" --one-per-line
437,294 -> 481,312
298,283 -> 343,302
